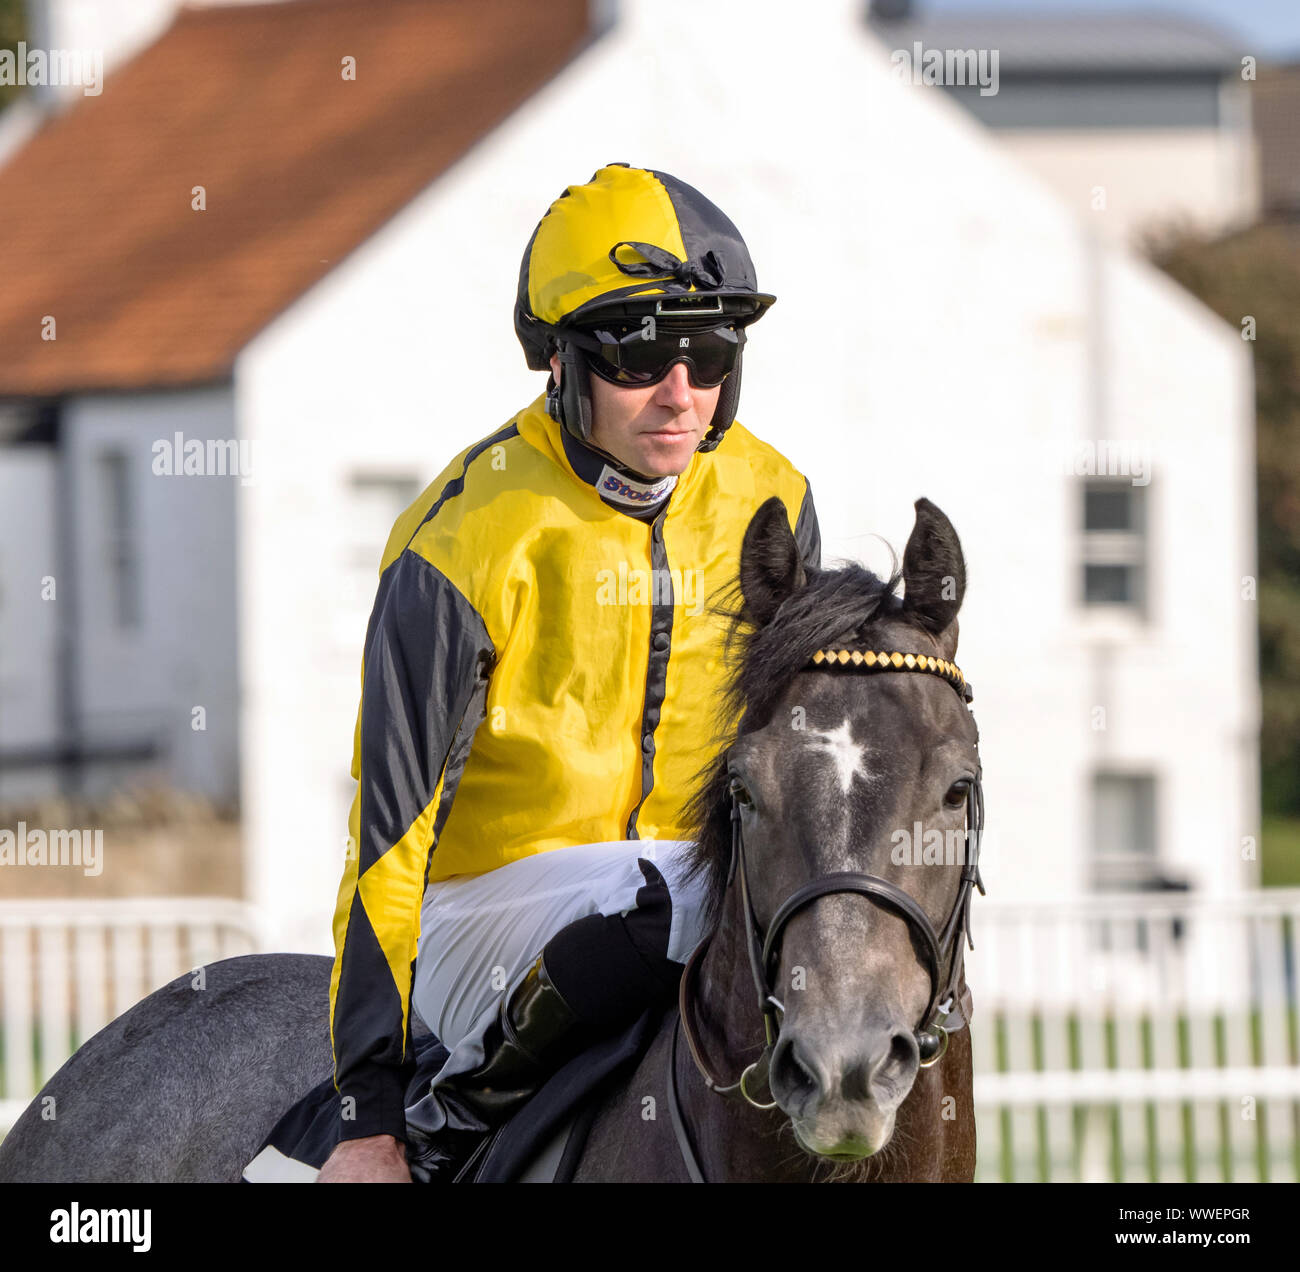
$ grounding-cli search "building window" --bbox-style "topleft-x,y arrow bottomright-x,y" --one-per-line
1091,772 -> 1157,890
332,472 -> 423,652
1081,479 -> 1146,613
99,449 -> 140,629
1090,771 -> 1188,957
347,472 -> 422,568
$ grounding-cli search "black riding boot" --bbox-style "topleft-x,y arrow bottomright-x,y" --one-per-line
407,859 -> 682,1182
406,952 -> 591,1182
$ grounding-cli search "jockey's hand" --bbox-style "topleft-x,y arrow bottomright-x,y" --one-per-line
317,1133 -> 412,1183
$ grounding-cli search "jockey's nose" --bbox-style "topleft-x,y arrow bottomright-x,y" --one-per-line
652,362 -> 695,410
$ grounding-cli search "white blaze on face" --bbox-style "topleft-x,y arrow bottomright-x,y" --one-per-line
805,718 -> 871,795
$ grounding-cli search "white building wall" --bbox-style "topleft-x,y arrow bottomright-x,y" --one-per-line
0,449 -> 60,803
996,124 -> 1260,246
237,0 -> 1256,952
61,388 -> 239,804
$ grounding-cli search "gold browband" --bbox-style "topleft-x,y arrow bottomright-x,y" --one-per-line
808,648 -> 971,702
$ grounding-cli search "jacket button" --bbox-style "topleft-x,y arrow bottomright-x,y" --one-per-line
652,632 -> 669,652
642,733 -> 654,754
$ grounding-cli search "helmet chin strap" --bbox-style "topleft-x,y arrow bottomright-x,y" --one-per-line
579,435 -> 664,485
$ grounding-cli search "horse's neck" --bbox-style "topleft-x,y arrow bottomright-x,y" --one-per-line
692,880 -> 769,1081
674,878 -> 821,1183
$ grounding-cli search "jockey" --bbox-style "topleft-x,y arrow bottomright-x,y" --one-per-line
320,163 -> 821,1182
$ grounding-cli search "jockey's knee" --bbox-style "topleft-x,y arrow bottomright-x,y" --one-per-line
540,856 -> 701,1032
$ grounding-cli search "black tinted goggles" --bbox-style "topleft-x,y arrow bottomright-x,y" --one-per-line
566,322 -> 743,388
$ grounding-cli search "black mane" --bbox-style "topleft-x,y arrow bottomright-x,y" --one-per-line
679,557 -> 904,932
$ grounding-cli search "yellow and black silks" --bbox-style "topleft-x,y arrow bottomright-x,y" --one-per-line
327,394 -> 820,1140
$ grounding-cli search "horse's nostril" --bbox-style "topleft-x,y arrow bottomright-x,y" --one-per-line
874,1030 -> 920,1098
841,1031 -> 919,1103
770,1035 -> 824,1110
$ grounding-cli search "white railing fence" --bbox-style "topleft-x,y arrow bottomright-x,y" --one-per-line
0,898 -> 261,1134
2,891 -> 1298,1181
968,890 -> 1300,1182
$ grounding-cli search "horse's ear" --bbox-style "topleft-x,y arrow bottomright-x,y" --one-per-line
901,497 -> 965,654
740,496 -> 806,627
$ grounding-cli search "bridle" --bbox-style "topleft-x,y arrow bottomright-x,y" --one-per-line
667,646 -> 986,1181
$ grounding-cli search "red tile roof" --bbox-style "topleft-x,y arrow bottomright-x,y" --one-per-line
0,0 -> 591,396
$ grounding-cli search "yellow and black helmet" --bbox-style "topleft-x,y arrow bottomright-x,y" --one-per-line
515,163 -> 775,455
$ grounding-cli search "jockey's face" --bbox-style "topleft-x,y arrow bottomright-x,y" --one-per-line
549,353 -> 721,479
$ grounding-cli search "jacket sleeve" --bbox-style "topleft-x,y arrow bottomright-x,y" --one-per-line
328,546 -> 494,1141
794,477 -> 822,571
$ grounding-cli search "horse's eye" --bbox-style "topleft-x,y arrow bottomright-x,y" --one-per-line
944,779 -> 971,810
729,777 -> 754,809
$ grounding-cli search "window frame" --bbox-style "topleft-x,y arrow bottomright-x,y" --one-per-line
1079,476 -> 1148,620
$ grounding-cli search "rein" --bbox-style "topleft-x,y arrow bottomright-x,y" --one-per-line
667,646 -> 986,1182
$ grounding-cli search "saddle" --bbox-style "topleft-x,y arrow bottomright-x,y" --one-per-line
242,1007 -> 662,1183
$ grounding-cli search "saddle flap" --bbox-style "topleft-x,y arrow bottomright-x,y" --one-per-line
469,1006 -> 662,1182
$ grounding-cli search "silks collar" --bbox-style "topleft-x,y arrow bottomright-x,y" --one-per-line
560,427 -> 676,521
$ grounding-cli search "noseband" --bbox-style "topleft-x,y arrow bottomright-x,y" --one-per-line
668,645 -> 985,1179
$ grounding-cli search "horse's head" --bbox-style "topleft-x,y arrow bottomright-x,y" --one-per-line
685,496 -> 981,1163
